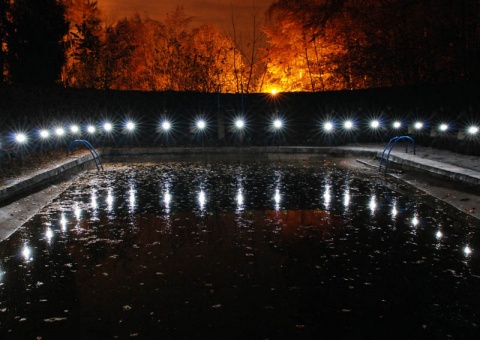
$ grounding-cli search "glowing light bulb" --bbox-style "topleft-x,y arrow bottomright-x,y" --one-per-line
55,128 -> 65,136
235,119 -> 245,129
324,122 -> 334,132
393,121 -> 402,129
197,120 -> 206,130
370,120 -> 380,129
104,122 -> 113,132
439,124 -> 448,132
414,122 -> 423,130
273,119 -> 283,129
15,133 -> 27,143
126,121 -> 135,131
468,126 -> 479,135
40,130 -> 50,139
344,120 -> 353,129
162,121 -> 171,131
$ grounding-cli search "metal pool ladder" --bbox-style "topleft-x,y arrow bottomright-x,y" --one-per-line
67,139 -> 104,171
379,136 -> 416,174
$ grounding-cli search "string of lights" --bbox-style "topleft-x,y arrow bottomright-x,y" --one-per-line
3,118 -> 479,148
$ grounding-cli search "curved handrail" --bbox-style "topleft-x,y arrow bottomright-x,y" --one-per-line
379,136 -> 416,174
67,139 -> 103,171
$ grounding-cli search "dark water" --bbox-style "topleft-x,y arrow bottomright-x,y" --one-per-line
0,161 -> 479,339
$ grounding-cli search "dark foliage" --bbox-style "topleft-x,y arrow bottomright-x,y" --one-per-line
6,0 -> 68,85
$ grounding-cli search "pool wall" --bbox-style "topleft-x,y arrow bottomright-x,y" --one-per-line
101,146 -> 376,162
3,146 -> 480,208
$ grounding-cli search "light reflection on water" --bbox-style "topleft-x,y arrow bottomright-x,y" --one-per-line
1,161 -> 479,339
45,227 -> 54,244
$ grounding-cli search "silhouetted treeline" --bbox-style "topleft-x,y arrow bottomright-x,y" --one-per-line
0,0 -> 479,92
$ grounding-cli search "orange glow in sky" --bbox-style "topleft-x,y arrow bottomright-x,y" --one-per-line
99,0 -> 273,30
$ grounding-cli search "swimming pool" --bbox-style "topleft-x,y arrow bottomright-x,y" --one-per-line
0,161 -> 478,338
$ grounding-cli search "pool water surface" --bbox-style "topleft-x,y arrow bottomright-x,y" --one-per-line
0,161 -> 479,339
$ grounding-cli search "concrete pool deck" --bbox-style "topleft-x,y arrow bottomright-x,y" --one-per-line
0,144 -> 479,240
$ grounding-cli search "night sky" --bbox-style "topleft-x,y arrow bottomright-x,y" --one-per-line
99,0 -> 274,30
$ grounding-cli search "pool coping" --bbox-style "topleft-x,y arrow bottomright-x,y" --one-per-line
0,152 -> 96,204
1,146 -> 479,205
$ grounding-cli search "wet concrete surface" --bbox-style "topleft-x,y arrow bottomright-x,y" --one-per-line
0,179 -> 78,241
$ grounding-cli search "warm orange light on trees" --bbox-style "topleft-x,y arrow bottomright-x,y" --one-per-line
34,0 -> 477,92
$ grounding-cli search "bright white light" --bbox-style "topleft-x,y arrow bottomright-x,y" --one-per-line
391,206 -> 398,217
393,121 -> 402,129
343,191 -> 350,207
414,122 -> 423,130
164,192 -> 172,205
237,192 -> 244,205
22,245 -> 31,261
163,192 -> 172,206
273,119 -> 283,129
161,121 -> 171,131
40,130 -> 50,139
70,125 -> 80,134
196,120 -> 206,130
87,125 -> 96,134
412,216 -> 419,226
104,122 -> 113,132
468,126 -> 479,135
344,120 -> 353,130
55,127 -> 65,136
369,196 -> 376,212
60,214 -> 67,232
15,133 -> 27,143
274,189 -> 281,206
126,121 -> 135,131
106,189 -> 114,211
324,185 -> 331,208
129,187 -> 136,210
74,206 -> 81,221
198,190 -> 206,209
46,227 -> 54,243
235,119 -> 245,129
370,120 -> 380,129
436,230 -> 443,239
90,189 -> 98,210
439,124 -> 449,132
464,245 -> 472,256
324,122 -> 334,132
